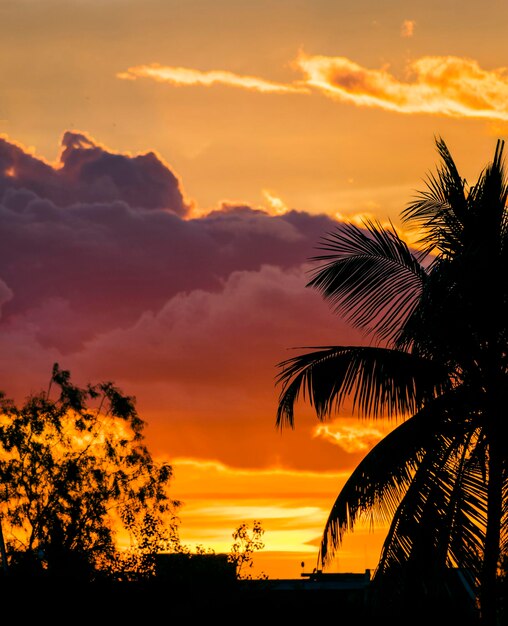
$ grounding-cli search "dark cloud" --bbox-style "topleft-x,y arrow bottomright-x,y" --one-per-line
0,135 -> 339,352
0,131 -> 191,215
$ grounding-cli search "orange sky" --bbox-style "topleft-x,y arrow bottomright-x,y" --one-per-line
1,0 -> 508,579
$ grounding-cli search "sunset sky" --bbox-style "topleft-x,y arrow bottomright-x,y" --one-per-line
1,0 -> 508,579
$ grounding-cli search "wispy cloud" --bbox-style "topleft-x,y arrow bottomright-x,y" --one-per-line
118,64 -> 309,94
119,55 -> 508,121
313,420 -> 391,453
401,19 -> 416,38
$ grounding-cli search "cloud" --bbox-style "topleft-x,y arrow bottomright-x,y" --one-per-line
313,421 -> 391,453
72,263 -> 361,385
119,54 -> 508,121
171,462 -> 342,576
0,178 -> 335,353
401,19 -> 415,38
0,262 -> 368,471
118,64 -> 309,94
0,131 -> 374,473
297,54 -> 508,120
262,190 -> 290,215
0,130 -> 191,215
65,263 -> 368,470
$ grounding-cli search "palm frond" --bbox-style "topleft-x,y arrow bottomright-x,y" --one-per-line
402,136 -> 468,257
375,424 -> 487,589
275,346 -> 450,429
365,426 -> 486,616
306,219 -> 427,342
317,388 -> 475,568
501,473 -> 508,557
318,415 -> 428,568
466,138 -> 508,256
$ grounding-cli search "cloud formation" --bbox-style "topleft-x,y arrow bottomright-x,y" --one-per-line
118,64 -> 309,94
0,166 -> 334,352
0,130 -> 375,473
119,54 -> 508,121
0,131 -> 191,215
314,421 -> 391,453
297,54 -> 508,120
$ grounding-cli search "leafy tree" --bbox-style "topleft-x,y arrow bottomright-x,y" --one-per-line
228,520 -> 266,579
0,363 -> 181,581
276,138 -> 508,624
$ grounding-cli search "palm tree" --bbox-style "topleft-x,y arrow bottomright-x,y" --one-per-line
276,137 -> 508,625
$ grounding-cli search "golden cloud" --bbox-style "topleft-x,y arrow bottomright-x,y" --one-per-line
296,53 -> 508,120
168,457 -> 350,558
119,54 -> 508,121
262,189 -> 289,215
313,420 -> 391,453
117,64 -> 309,94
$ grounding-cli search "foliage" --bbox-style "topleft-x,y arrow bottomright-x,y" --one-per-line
0,363 -> 181,581
227,520 -> 267,579
276,138 -> 508,624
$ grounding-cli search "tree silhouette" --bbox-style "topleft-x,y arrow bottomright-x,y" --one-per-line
228,520 -> 266,579
0,363 -> 180,581
276,138 -> 508,625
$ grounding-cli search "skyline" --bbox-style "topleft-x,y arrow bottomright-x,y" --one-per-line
1,0 -> 507,578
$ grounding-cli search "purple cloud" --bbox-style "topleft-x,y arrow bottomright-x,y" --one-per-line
0,132 -> 339,354
0,131 -> 191,215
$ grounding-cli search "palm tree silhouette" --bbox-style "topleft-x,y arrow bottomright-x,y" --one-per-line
276,138 -> 508,625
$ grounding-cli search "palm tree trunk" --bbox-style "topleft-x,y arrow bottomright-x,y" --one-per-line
481,420 -> 503,625
0,520 -> 7,573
